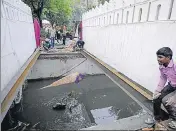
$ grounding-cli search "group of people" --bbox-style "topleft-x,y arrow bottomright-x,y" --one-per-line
145,47 -> 176,129
43,24 -> 85,51
44,24 -> 73,48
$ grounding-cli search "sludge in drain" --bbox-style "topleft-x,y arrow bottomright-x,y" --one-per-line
52,103 -> 66,110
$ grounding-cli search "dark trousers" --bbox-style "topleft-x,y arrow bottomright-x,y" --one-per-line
50,37 -> 55,47
63,39 -> 65,45
153,84 -> 176,120
56,34 -> 61,41
63,36 -> 66,45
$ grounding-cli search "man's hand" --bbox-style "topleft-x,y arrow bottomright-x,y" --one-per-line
166,95 -> 176,106
153,91 -> 161,100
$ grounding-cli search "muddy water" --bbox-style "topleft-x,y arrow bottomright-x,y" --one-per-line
1,75 -> 143,130
78,75 -> 143,125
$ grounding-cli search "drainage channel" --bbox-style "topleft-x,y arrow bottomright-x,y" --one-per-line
1,53 -> 152,130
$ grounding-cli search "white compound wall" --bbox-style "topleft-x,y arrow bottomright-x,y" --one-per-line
82,0 -> 176,92
1,0 -> 36,99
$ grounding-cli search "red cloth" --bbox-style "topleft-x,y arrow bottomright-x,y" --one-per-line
80,21 -> 83,40
34,18 -> 41,48
79,21 -> 83,40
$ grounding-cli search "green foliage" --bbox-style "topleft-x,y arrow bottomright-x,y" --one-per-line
23,0 -> 45,27
24,0 -> 83,32
42,0 -> 79,26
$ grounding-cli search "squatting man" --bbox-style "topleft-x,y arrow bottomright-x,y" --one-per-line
145,47 -> 176,129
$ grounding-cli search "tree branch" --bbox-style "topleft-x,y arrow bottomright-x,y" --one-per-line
39,0 -> 44,14
30,0 -> 36,10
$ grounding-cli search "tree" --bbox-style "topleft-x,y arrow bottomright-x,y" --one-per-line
23,0 -> 85,33
23,0 -> 74,28
42,0 -> 74,26
68,0 -> 86,33
23,0 -> 45,27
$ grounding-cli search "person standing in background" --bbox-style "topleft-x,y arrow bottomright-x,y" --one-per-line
62,25 -> 67,45
62,34 -> 66,45
63,25 -> 67,35
56,27 -> 61,43
50,24 -> 56,48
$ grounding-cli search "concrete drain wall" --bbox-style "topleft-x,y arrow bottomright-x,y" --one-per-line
27,53 -> 104,80
2,53 -> 152,131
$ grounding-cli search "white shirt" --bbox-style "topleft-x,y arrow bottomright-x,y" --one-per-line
50,28 -> 56,37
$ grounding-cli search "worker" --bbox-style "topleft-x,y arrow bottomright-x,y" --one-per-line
50,24 -> 56,48
145,47 -> 176,129
56,29 -> 61,43
62,34 -> 66,45
43,38 -> 51,50
76,39 -> 85,49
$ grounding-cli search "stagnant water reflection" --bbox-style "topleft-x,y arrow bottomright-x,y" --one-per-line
2,75 -> 143,130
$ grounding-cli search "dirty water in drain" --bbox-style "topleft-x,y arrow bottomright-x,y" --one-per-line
2,75 -> 143,130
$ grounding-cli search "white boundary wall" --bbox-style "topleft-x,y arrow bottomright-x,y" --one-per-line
1,0 -> 36,95
82,0 -> 176,92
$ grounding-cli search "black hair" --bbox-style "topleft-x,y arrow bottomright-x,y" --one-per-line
156,47 -> 173,59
